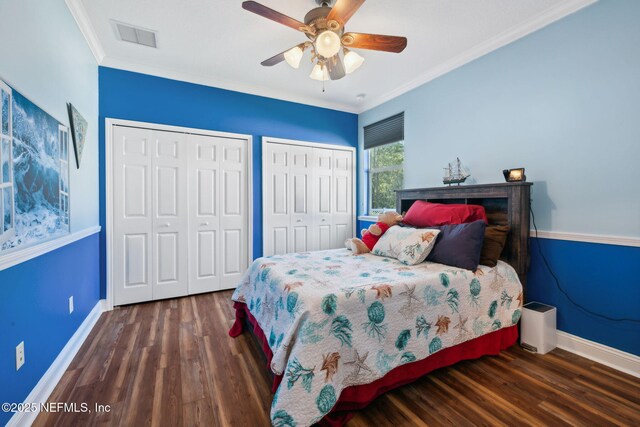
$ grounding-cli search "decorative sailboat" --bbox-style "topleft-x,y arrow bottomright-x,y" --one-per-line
443,157 -> 470,186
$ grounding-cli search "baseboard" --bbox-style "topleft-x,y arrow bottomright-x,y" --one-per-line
556,330 -> 640,378
7,300 -> 105,427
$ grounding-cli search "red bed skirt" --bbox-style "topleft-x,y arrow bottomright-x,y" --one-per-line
229,301 -> 518,426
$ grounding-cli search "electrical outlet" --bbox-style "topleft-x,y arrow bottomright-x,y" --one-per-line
16,341 -> 25,370
69,296 -> 74,314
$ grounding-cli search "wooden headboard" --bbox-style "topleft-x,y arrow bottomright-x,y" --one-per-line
396,182 -> 533,292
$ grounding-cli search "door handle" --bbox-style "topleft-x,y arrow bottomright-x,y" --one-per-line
200,222 -> 209,226
296,219 -> 302,222
161,223 -> 171,228
321,218 -> 326,222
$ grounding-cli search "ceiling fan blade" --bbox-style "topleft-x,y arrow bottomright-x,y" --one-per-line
261,49 -> 289,66
342,32 -> 407,53
326,0 -> 365,27
326,55 -> 346,80
242,1 -> 306,32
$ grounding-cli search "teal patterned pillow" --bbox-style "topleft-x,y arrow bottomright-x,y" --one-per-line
372,226 -> 440,265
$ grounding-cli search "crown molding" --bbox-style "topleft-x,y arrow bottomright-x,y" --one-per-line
357,0 -> 597,113
64,0 -> 356,112
65,0 -> 596,115
65,0 -> 105,63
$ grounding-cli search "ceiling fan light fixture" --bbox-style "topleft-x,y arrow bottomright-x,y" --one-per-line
343,48 -> 364,74
315,30 -> 341,58
309,62 -> 329,81
243,1 -> 407,84
284,45 -> 304,69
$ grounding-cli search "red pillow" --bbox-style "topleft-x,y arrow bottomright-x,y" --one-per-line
403,201 -> 488,227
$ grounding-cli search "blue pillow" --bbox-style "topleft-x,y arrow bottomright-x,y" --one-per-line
426,220 -> 486,271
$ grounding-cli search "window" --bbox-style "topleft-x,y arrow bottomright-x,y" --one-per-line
366,142 -> 404,214
0,81 -> 14,244
364,112 -> 404,215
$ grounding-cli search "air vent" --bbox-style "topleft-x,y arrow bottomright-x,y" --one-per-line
112,21 -> 157,48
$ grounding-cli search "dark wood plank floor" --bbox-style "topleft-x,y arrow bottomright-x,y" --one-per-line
35,291 -> 640,427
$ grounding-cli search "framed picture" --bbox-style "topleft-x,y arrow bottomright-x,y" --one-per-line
1,78 -> 70,253
67,103 -> 88,168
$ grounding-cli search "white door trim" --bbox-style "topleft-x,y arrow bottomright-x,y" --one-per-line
261,136 -> 356,256
262,136 -> 356,152
106,118 -> 253,310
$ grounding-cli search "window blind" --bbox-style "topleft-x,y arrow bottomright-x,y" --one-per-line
363,112 -> 404,150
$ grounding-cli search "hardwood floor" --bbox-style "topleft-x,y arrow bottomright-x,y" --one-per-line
35,291 -> 640,427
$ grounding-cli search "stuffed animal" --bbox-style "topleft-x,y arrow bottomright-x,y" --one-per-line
345,211 -> 403,254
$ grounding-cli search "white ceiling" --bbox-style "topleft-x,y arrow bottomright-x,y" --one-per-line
68,0 -> 595,113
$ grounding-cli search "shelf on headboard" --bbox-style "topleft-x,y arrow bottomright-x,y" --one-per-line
395,182 -> 533,296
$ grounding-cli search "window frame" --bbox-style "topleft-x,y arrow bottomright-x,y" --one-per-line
58,124 -> 70,227
365,140 -> 405,216
0,80 -> 15,244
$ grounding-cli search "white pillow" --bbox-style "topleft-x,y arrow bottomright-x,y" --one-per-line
372,226 -> 440,265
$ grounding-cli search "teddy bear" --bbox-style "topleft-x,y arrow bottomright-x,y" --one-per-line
345,211 -> 404,255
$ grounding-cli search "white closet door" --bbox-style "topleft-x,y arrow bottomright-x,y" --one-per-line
289,146 -> 314,252
187,134 -> 220,294
151,131 -> 189,300
332,150 -> 354,249
112,123 -> 250,305
219,137 -> 249,289
312,148 -> 333,250
113,126 -> 153,305
263,140 -> 355,256
263,143 -> 290,256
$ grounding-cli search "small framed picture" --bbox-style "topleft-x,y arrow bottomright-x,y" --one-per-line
67,103 -> 88,168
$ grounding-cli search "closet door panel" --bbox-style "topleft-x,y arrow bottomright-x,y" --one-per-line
157,232 -> 179,283
289,146 -> 313,252
271,227 -> 288,255
220,137 -> 248,289
335,224 -> 349,248
188,134 -> 221,294
335,176 -> 349,214
123,166 -> 147,217
263,144 -> 290,256
312,148 -> 333,250
113,126 -> 153,305
317,225 -> 332,249
332,150 -> 354,249
223,229 -> 241,275
151,130 -> 189,300
124,234 -> 148,286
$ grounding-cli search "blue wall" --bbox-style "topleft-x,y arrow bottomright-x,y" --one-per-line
528,238 -> 639,355
0,0 -> 100,423
358,0 -> 640,354
0,233 -> 100,426
99,67 -> 358,298
358,0 -> 639,237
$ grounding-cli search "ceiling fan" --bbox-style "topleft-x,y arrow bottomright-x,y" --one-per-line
242,0 -> 407,81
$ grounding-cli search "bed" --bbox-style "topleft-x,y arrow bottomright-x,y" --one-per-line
230,182 -> 532,426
